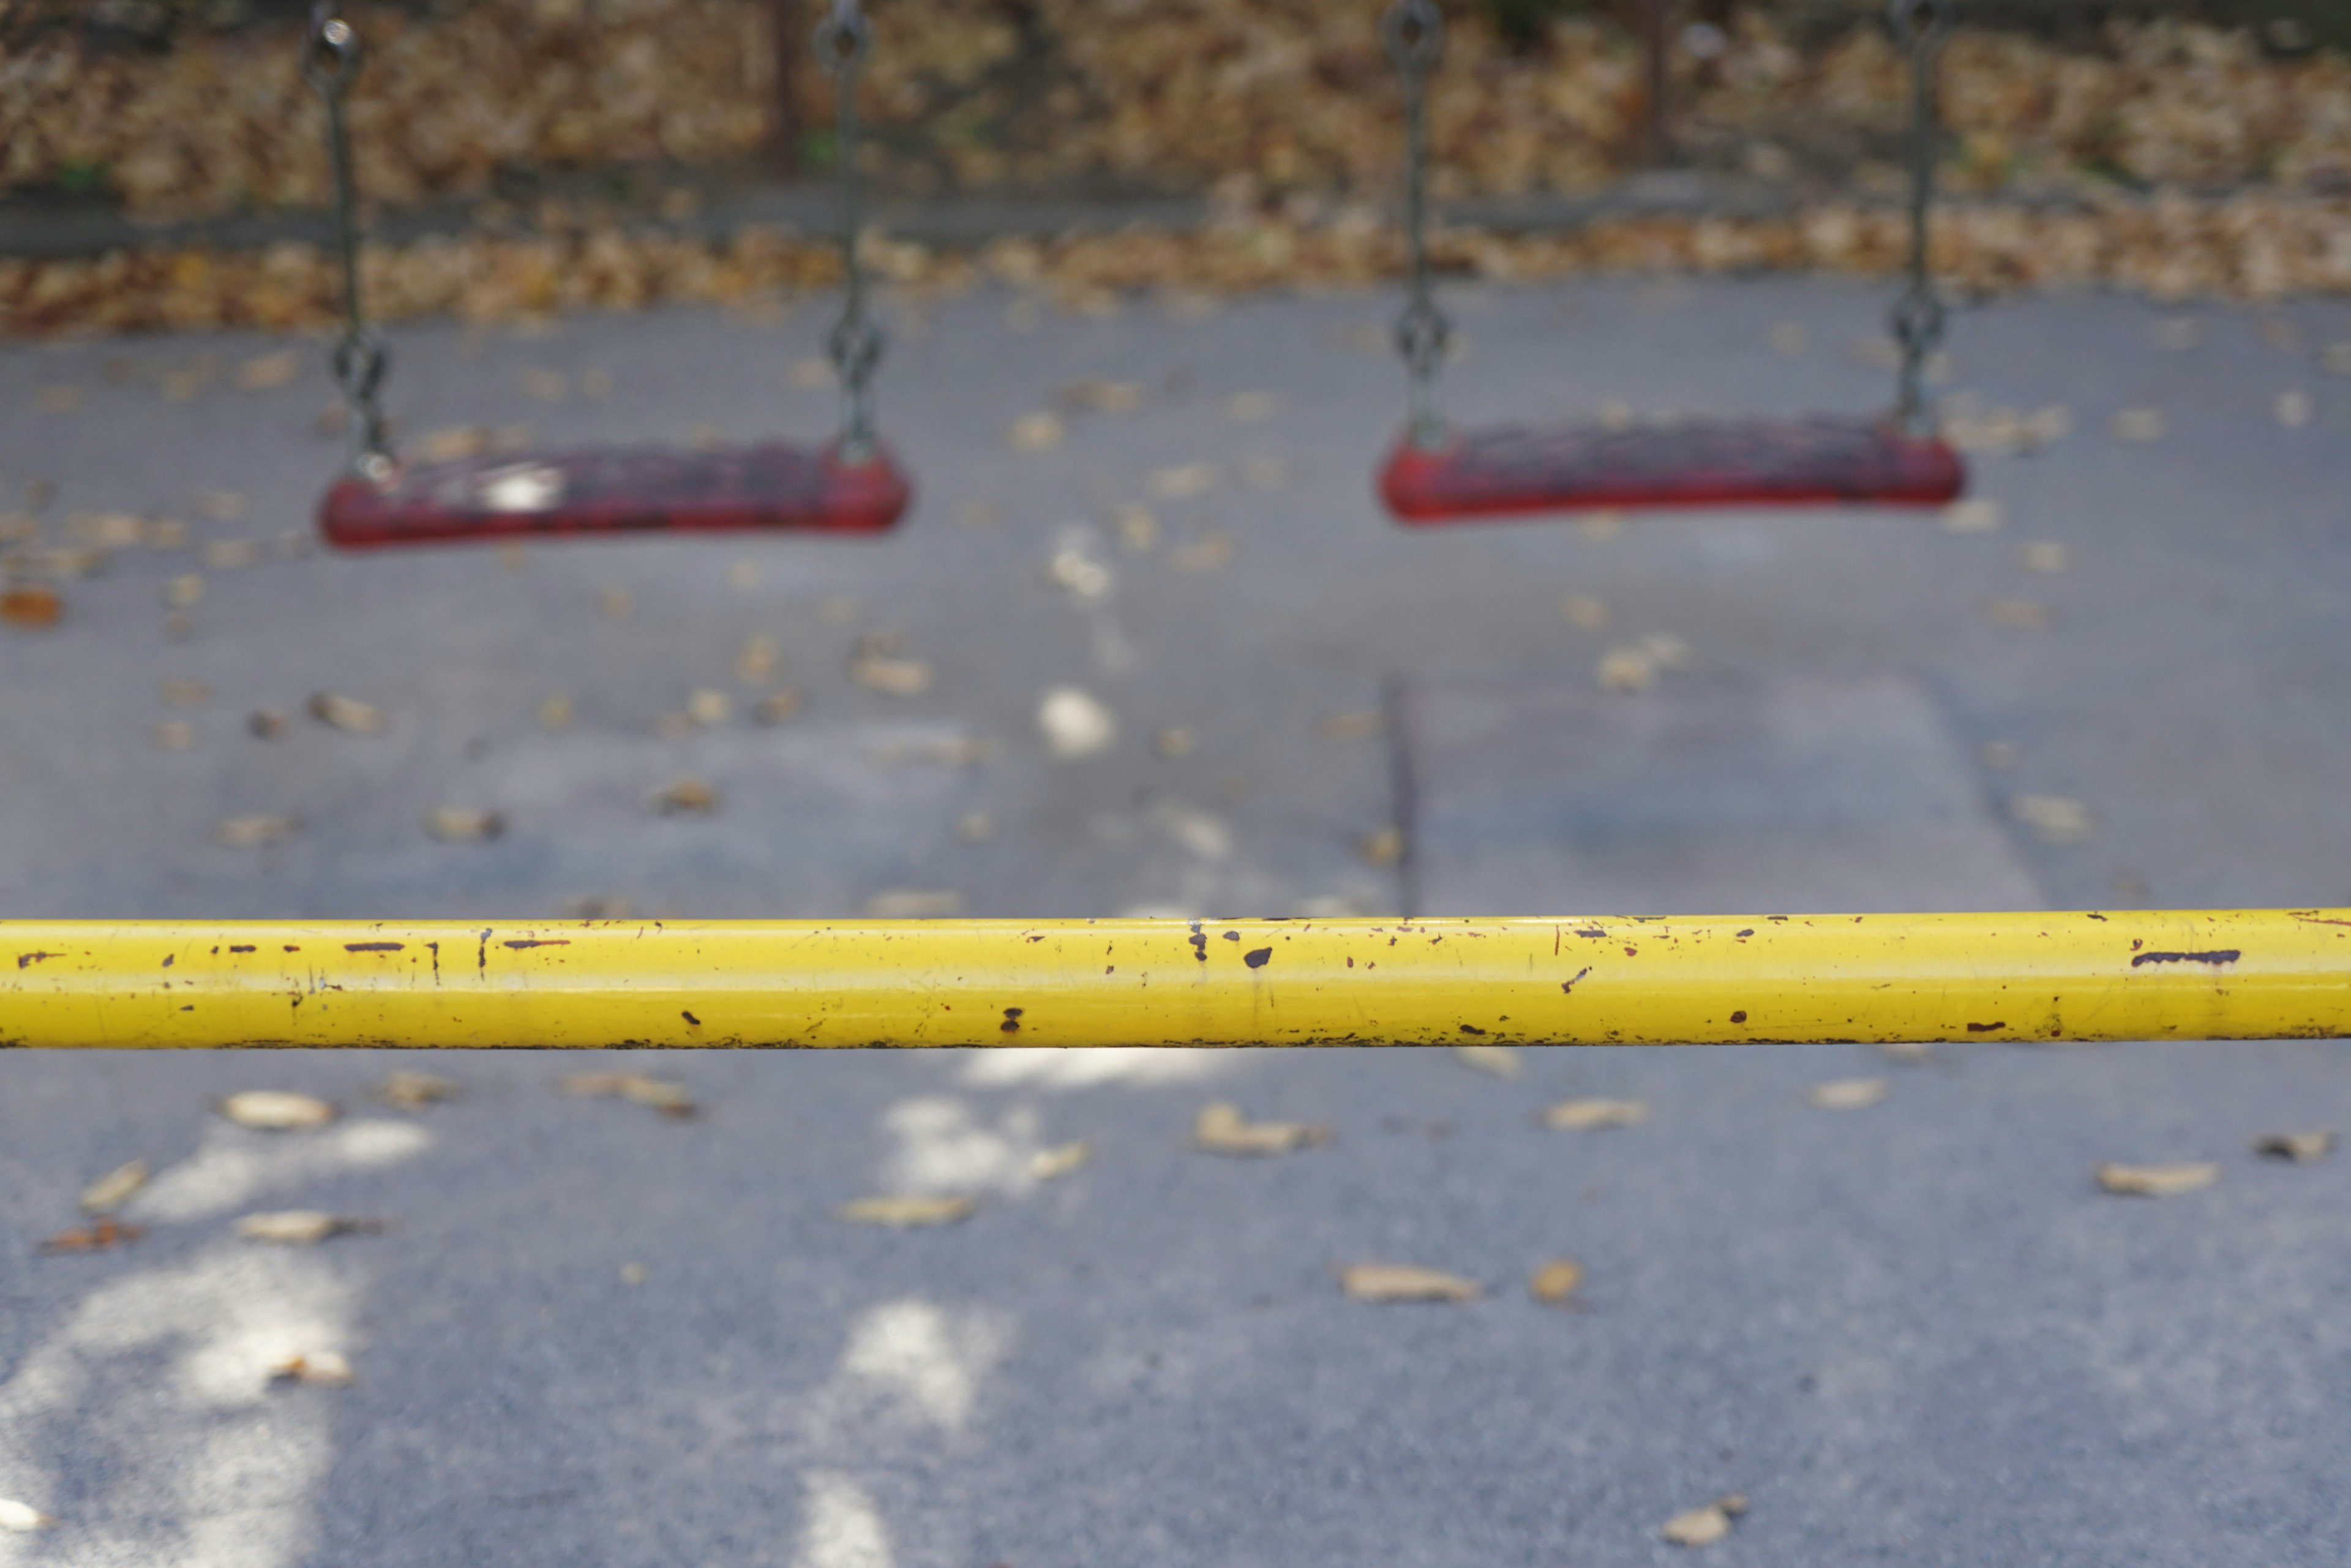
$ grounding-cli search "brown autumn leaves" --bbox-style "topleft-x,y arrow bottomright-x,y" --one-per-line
5,7 -> 2351,337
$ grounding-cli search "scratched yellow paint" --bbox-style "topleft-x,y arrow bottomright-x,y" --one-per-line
1,912 -> 2345,1048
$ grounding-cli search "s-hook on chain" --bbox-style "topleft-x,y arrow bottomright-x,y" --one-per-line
817,0 -> 883,462
1385,0 -> 1450,451
1888,0 -> 1955,436
305,4 -> 392,482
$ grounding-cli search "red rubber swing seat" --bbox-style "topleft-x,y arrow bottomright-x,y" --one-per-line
1379,413 -> 1963,523
320,440 -> 911,549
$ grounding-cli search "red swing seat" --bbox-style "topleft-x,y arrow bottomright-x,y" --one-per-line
1379,414 -> 1963,523
320,440 -> 912,550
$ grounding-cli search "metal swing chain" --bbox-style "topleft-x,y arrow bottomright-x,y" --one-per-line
817,0 -> 883,462
304,4 -> 393,482
1888,0 -> 1955,436
1384,0 -> 1450,451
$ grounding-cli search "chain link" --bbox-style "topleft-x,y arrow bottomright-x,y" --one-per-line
1888,0 -> 1954,436
816,0 -> 882,462
1384,0 -> 1450,450
306,5 -> 392,482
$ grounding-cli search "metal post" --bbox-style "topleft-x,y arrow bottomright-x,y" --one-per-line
2,912 -> 2343,1048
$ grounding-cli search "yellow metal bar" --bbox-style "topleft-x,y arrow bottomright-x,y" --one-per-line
2,912 -> 2345,1048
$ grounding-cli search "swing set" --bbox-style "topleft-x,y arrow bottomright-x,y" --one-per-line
300,0 -> 1963,551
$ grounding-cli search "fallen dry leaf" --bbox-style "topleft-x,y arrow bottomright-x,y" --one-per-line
220,1090 -> 336,1131
237,1210 -> 383,1245
153,720 -> 196,750
377,1070 -> 459,1110
1149,463 -> 1218,500
539,695 -> 574,729
1062,379 -> 1144,414
163,572 -> 205,609
1455,1042 -> 1520,1078
1154,726 -> 1198,758
2098,1161 -> 2221,1196
1,585 -> 62,629
247,709 -> 287,739
1168,531 -> 1234,571
725,560 -> 759,591
1529,1257 -> 1584,1304
1357,827 -> 1404,868
2274,389 -> 2314,427
1038,686 -> 1117,759
78,1158 -> 148,1214
1009,411 -> 1066,451
268,1351 -> 354,1388
687,688 -> 733,726
755,688 -> 804,724
1597,643 -> 1659,694
1031,1141 -> 1092,1180
2108,407 -> 2167,443
1559,593 -> 1610,630
561,1071 -> 696,1116
2253,1130 -> 2334,1163
68,512 -> 144,548
735,633 -> 781,684
1987,598 -> 2052,631
201,538 -> 260,570
1544,1097 -> 1649,1130
620,1262 -> 648,1285
865,888 -> 966,917
2017,541 -> 2071,573
1048,548 -> 1112,599
1660,1496 -> 1749,1547
309,692 -> 383,734
851,653 -> 935,697
198,490 -> 247,522
1195,1101 -> 1329,1155
424,808 -> 504,843
1809,1076 -> 1891,1111
236,350 -> 301,391
650,778 -> 719,815
0,1499 -> 54,1532
161,679 -> 209,708
956,811 -> 995,842
1941,498 -> 2004,534
837,1193 -> 978,1228
1340,1262 -> 1479,1302
2012,793 -> 2095,844
215,813 -> 299,848
40,1217 -> 143,1253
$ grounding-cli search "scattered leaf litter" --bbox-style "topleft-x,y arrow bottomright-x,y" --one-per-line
220,1090 -> 337,1130
1455,1043 -> 1520,1078
2097,1161 -> 2220,1196
1356,827 -> 1404,868
1341,1262 -> 1479,1302
686,688 -> 733,726
237,1210 -> 384,1245
1544,1097 -> 1649,1130
561,1071 -> 696,1117
1038,686 -> 1117,759
2253,1131 -> 2334,1163
837,1194 -> 978,1228
1194,1101 -> 1329,1155
1808,1076 -> 1891,1111
851,648 -> 936,696
1597,643 -> 1659,694
1168,531 -> 1234,571
1030,1141 -> 1092,1180
1113,503 -> 1160,551
1529,1258 -> 1584,1305
78,1158 -> 148,1214
755,688 -> 805,723
377,1070 -> 459,1110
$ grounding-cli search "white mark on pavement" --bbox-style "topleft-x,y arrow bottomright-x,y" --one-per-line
133,1119 -> 432,1223
962,1047 -> 1227,1090
795,1474 -> 893,1568
841,1300 -> 1012,1433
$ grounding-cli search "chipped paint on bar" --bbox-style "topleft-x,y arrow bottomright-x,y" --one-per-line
1,912 -> 2345,1049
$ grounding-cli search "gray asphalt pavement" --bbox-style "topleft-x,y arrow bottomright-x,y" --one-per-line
2,274 -> 2349,1564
